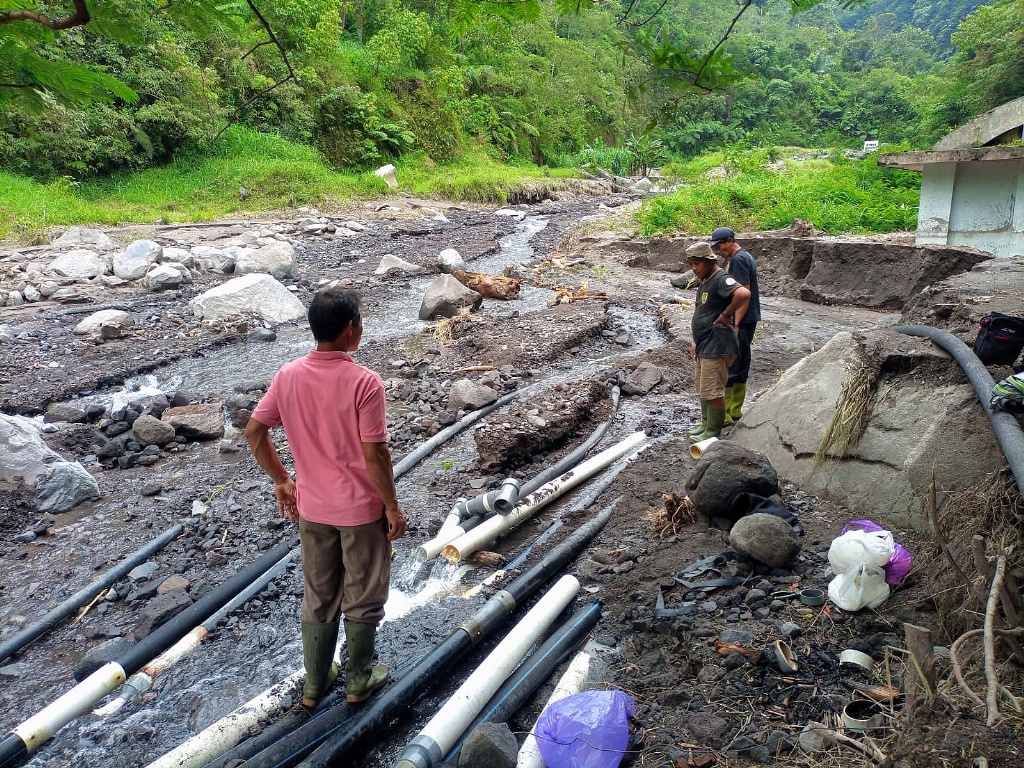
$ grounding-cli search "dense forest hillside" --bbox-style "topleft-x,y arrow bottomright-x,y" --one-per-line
837,0 -> 986,48
1,0 -> 1021,180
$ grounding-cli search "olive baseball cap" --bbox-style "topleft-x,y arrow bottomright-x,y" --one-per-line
685,242 -> 716,260
709,227 -> 735,246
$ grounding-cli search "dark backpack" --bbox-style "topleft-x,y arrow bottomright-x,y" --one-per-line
974,312 -> 1024,366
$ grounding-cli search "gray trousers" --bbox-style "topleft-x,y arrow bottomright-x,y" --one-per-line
298,515 -> 390,625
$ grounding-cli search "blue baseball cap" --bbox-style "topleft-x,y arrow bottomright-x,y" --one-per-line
710,227 -> 735,246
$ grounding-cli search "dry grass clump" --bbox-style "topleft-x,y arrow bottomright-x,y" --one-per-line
644,490 -> 695,537
815,351 -> 880,462
427,305 -> 476,346
924,468 -> 1024,639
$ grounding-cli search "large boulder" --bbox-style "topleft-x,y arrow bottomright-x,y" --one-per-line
162,404 -> 225,440
0,414 -> 100,513
74,309 -> 135,337
190,273 -> 306,325
621,362 -> 662,395
438,248 -> 467,273
685,441 -> 779,525
113,240 -> 163,280
459,722 -> 518,768
419,275 -> 483,320
144,263 -> 190,291
191,245 -> 231,272
52,226 -> 118,251
132,415 -> 176,447
50,249 -> 108,279
449,379 -> 498,411
731,329 -> 1005,529
375,254 -> 424,275
729,513 -> 801,569
234,242 -> 297,280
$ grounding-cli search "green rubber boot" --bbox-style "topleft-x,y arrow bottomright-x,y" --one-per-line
344,620 -> 389,704
301,621 -> 340,709
690,406 -> 726,442
723,386 -> 736,426
727,382 -> 747,424
687,400 -> 709,438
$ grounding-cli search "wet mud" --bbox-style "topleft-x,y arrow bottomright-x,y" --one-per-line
1,195 -> 1019,768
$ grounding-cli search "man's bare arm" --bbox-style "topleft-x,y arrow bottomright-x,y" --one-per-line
245,417 -> 297,519
716,286 -> 751,328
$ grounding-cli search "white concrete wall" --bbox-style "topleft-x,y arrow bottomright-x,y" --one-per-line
916,159 -> 1024,258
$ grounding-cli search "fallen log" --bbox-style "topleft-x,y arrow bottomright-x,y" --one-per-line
450,270 -> 521,300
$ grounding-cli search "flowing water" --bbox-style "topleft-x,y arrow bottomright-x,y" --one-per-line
9,206 -> 669,768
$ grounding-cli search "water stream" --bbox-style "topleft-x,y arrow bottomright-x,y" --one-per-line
14,208 -> 669,768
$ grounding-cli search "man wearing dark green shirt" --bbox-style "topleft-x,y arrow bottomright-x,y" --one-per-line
686,241 -> 751,442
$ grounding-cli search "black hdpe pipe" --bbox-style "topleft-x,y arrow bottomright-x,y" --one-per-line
201,654 -> 423,768
202,696 -> 351,768
0,524 -> 183,665
443,600 -> 602,765
0,539 -> 295,768
895,324 -> 1024,496
251,501 -> 616,768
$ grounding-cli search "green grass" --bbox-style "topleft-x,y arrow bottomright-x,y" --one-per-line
642,148 -> 921,237
1,134 -> 923,243
0,127 -> 573,242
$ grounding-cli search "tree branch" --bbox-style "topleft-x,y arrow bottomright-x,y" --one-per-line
242,40 -> 275,61
245,0 -> 295,80
212,75 -> 293,141
691,0 -> 751,89
985,555 -> 1006,727
212,0 -> 297,142
625,0 -> 670,28
0,0 -> 91,29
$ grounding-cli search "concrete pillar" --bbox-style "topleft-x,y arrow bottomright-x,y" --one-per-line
916,162 -> 955,246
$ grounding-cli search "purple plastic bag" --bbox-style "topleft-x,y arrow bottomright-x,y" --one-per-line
536,690 -> 635,768
843,519 -> 912,586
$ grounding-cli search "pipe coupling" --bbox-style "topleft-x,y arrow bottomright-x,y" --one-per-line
395,736 -> 442,768
493,477 -> 522,514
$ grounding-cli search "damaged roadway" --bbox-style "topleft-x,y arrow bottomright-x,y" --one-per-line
1,193 -> 1022,768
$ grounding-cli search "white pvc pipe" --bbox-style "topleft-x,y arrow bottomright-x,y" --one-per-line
516,645 -> 593,768
395,575 -> 581,768
417,514 -> 470,561
93,627 -> 210,716
142,670 -> 305,768
442,432 -> 646,563
689,435 -> 718,459
13,662 -> 127,751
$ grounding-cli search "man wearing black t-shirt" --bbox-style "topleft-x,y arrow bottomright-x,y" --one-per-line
710,227 -> 761,424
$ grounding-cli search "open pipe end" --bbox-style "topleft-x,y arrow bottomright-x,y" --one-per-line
441,544 -> 461,565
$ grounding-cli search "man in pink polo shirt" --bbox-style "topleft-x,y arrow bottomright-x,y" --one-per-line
245,288 -> 406,709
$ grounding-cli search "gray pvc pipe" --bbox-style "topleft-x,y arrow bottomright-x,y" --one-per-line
894,324 -> 1024,497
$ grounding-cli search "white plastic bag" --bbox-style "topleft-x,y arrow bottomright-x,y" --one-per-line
828,563 -> 890,611
828,529 -> 894,572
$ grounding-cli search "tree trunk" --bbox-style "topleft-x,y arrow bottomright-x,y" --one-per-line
450,270 -> 521,300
